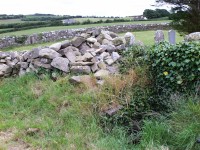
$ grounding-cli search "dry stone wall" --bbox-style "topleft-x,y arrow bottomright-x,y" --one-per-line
0,23 -> 170,49
0,30 -> 135,78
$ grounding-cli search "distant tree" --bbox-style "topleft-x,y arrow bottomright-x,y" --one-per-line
143,9 -> 170,19
155,9 -> 170,17
143,9 -> 159,19
156,0 -> 200,34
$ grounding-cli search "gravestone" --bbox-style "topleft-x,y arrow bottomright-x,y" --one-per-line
168,30 -> 176,44
154,30 -> 165,44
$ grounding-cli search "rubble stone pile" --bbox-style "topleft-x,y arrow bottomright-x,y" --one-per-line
0,30 -> 135,78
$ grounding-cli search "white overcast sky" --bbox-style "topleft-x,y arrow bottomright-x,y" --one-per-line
0,0 -> 171,17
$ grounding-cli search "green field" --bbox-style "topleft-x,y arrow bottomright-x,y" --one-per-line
0,19 -> 24,24
75,17 -> 116,22
0,20 -> 170,37
2,30 -> 183,52
126,30 -> 183,45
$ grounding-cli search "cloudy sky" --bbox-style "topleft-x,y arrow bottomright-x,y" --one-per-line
1,0 -> 171,17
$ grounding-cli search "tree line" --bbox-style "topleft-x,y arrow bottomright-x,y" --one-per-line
143,9 -> 170,19
156,0 -> 200,34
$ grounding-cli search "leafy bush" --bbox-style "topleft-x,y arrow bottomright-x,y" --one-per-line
119,45 -> 148,74
149,41 -> 200,92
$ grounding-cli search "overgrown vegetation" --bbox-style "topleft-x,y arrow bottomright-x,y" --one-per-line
149,41 -> 200,92
0,38 -> 199,149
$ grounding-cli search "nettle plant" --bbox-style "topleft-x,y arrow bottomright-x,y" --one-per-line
149,42 -> 200,91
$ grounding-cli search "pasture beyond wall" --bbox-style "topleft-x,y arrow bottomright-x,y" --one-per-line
0,23 -> 170,49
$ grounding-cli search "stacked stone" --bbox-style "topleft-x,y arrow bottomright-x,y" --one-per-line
0,23 -> 169,49
0,30 -> 135,78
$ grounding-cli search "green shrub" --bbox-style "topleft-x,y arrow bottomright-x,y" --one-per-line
119,45 -> 148,74
15,35 -> 28,44
149,41 -> 200,92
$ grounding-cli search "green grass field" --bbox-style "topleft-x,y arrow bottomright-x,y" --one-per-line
75,17 -> 116,22
0,20 -> 170,37
2,30 -> 183,52
0,19 -> 24,24
0,73 -> 131,149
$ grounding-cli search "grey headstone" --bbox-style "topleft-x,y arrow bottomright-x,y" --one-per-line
154,30 -> 165,44
168,30 -> 176,44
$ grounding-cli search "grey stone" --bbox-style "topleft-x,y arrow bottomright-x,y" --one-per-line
82,52 -> 94,61
168,30 -> 176,44
61,40 -> 71,49
76,56 -> 85,62
57,49 -> 65,56
92,29 -> 101,37
20,62 -> 29,69
102,33 -> 113,41
23,51 -> 32,60
13,58 -> 19,64
69,75 -> 97,88
0,59 -> 6,63
65,50 -> 76,63
104,105 -> 123,116
102,39 -> 113,45
70,66 -> 91,74
94,48 -> 105,54
69,76 -> 81,84
96,34 -> 104,44
0,52 -> 10,59
27,63 -> 37,72
107,65 -> 119,74
96,80 -> 105,86
0,64 -> 12,74
31,48 -> 40,59
87,37 -> 97,43
94,69 -> 110,79
6,60 -> 16,68
116,44 -> 126,51
78,43 -> 91,55
91,63 -> 99,72
184,32 -> 200,42
39,48 -> 61,59
100,44 -> 116,53
70,62 -> 94,66
71,36 -> 85,47
154,30 -> 165,44
113,37 -> 125,46
32,59 -> 51,69
99,52 -> 110,60
98,61 -> 107,69
105,58 -> 115,65
92,42 -> 101,49
64,46 -> 81,56
49,42 -> 62,51
109,32 -> 119,38
51,57 -> 69,72
111,52 -> 121,61
80,33 -> 91,39
124,32 -> 135,46
40,58 -> 51,64
19,68 -> 26,76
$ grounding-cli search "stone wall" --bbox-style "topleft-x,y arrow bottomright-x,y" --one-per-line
0,30 -> 135,78
0,23 -> 170,49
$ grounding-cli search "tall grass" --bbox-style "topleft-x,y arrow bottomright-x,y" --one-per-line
0,73 -> 131,149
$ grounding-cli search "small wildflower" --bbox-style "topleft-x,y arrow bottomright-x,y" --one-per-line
163,71 -> 168,76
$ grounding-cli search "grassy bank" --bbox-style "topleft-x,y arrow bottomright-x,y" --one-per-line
0,73 -> 131,149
